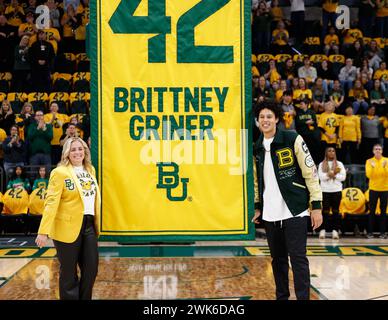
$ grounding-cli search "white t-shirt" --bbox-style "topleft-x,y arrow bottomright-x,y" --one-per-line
262,137 -> 309,222
290,0 -> 305,12
73,166 -> 96,216
318,160 -> 346,193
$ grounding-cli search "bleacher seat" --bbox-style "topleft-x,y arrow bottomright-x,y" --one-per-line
7,92 -> 28,114
303,36 -> 321,55
257,54 -> 274,75
52,72 -> 73,92
363,37 -> 372,46
73,72 -> 90,93
310,54 -> 329,69
76,53 -> 90,72
49,92 -> 70,114
27,92 -> 49,113
275,54 -> 292,63
293,54 -> 309,70
54,53 -> 77,74
328,54 -> 345,75
373,38 -> 385,49
69,92 -> 90,114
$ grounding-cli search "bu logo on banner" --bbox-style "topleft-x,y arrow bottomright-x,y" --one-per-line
156,162 -> 189,201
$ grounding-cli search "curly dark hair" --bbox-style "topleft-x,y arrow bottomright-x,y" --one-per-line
254,101 -> 283,120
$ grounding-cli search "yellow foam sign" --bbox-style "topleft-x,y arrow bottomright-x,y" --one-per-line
90,0 -> 253,240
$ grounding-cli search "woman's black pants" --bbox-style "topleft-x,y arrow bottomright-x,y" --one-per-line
53,215 -> 99,300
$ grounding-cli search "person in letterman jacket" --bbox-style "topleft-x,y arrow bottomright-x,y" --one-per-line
35,137 -> 101,300
252,101 -> 323,300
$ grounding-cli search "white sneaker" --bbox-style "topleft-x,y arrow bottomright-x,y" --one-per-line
332,230 -> 339,240
319,230 -> 326,239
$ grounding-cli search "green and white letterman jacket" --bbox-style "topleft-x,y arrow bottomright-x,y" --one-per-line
253,128 -> 322,215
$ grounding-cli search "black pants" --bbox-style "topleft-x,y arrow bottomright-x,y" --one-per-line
340,141 -> 358,165
368,190 -> 388,235
322,191 -> 342,232
291,11 -> 305,45
264,216 -> 310,300
53,215 -> 99,300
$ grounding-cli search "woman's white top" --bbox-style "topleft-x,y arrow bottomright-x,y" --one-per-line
318,160 -> 346,193
73,165 -> 96,215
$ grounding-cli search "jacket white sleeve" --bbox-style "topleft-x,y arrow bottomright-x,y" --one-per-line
294,135 -> 323,208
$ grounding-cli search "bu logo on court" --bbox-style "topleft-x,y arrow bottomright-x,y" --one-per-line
156,162 -> 189,201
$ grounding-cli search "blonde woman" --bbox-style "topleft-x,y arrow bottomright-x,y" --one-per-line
0,100 -> 16,135
16,102 -> 34,140
35,137 -> 101,300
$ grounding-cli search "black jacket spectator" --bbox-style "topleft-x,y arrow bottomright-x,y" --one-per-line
2,135 -> 27,164
0,15 -> 18,71
29,30 -> 55,92
317,61 -> 336,81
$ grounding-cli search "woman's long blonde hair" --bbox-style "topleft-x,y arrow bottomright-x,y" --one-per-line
58,137 -> 93,173
321,147 -> 338,173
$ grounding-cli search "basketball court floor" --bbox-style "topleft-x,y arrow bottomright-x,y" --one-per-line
0,233 -> 387,300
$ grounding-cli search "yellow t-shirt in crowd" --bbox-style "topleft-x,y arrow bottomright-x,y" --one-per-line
323,0 -> 339,12
324,34 -> 340,46
74,4 -> 89,40
319,112 -> 340,143
373,69 -> 388,81
61,13 -> 75,38
339,115 -> 361,142
2,188 -> 29,215
4,5 -> 24,27
28,188 -> 47,215
30,28 -> 61,54
339,188 -> 366,215
0,128 -> 7,159
275,89 -> 284,103
272,29 -> 289,46
18,22 -> 36,45
269,69 -> 282,84
293,89 -> 313,101
366,157 -> 388,191
271,7 -> 284,21
380,116 -> 388,138
343,28 -> 363,44
376,0 -> 388,17
44,113 -> 69,145
349,88 -> 369,100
